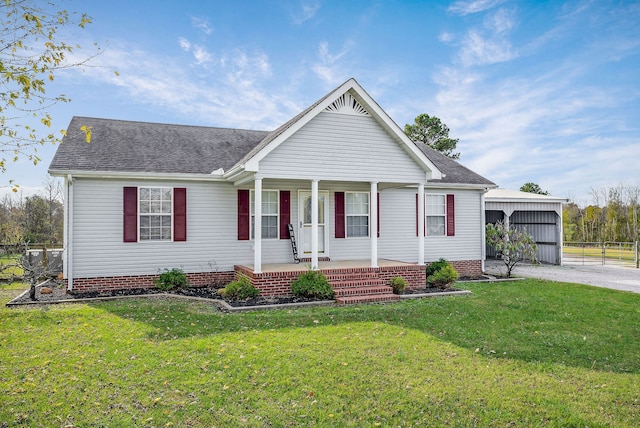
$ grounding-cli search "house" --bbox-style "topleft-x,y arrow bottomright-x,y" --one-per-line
485,188 -> 568,265
49,78 -> 496,302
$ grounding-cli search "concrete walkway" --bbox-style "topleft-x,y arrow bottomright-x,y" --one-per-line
484,259 -> 640,294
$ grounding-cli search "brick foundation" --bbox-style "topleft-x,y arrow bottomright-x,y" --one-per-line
66,259 -> 482,296
69,271 -> 235,293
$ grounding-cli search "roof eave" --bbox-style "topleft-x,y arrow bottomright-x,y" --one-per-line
48,169 -> 227,181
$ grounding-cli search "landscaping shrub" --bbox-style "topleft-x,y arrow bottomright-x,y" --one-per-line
291,270 -> 334,299
425,258 -> 449,278
154,268 -> 189,291
219,276 -> 259,299
390,276 -> 407,294
427,264 -> 459,288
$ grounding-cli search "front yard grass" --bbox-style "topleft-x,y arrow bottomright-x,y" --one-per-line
1,279 -> 639,426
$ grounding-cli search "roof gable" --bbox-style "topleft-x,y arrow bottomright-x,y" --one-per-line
229,78 -> 443,181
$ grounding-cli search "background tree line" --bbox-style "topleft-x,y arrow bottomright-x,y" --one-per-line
0,178 -> 63,247
563,184 -> 640,243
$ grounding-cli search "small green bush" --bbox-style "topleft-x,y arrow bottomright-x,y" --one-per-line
219,276 -> 259,299
427,264 -> 459,288
154,268 -> 189,291
425,258 -> 449,278
291,270 -> 334,299
390,276 -> 407,294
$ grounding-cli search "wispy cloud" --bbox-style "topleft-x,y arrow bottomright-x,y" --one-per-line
448,0 -> 506,16
71,43 -> 290,130
191,16 -> 213,35
291,1 -> 320,25
311,41 -> 352,85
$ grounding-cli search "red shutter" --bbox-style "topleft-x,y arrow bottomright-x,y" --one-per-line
335,192 -> 345,238
238,189 -> 250,240
173,188 -> 187,241
446,194 -> 455,236
279,190 -> 290,239
377,192 -> 380,238
123,187 -> 138,242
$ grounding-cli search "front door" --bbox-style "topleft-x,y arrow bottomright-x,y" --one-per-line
299,190 -> 329,255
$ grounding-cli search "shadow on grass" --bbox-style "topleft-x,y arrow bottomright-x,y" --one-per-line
89,279 -> 640,374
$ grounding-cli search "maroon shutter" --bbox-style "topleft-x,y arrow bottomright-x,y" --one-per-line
377,192 -> 380,238
335,192 -> 345,238
173,188 -> 187,241
279,190 -> 290,239
238,189 -> 250,240
123,187 -> 138,242
446,194 -> 455,236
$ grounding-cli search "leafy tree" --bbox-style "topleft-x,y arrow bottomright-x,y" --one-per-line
520,182 -> 549,195
404,114 -> 460,159
1,0 -> 97,186
486,221 -> 538,278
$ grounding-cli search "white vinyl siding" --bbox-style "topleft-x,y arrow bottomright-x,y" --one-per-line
68,178 -> 483,279
346,192 -> 369,237
259,112 -> 428,183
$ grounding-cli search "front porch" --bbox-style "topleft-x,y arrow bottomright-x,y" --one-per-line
235,259 -> 427,304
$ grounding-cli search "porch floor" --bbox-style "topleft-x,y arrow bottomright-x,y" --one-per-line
238,259 -> 417,273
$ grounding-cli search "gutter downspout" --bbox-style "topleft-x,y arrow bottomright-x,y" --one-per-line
66,174 -> 74,291
481,190 -> 487,273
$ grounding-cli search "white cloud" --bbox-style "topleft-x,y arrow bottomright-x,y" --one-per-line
457,29 -> 515,66
191,17 -> 213,35
70,43 -> 290,130
178,37 -> 191,51
291,1 -> 320,25
448,0 -> 506,16
311,41 -> 352,85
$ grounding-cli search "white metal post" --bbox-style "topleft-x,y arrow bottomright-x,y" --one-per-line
370,181 -> 378,268
418,183 -> 425,265
311,179 -> 319,270
254,178 -> 262,274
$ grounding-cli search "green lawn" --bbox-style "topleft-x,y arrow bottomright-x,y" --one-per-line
1,279 -> 639,426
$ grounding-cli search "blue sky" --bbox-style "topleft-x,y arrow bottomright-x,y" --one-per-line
4,0 -> 639,206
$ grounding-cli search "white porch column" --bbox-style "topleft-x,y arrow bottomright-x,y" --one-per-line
481,191 -> 487,273
418,183 -> 425,265
311,179 -> 319,270
370,181 -> 378,268
254,178 -> 262,274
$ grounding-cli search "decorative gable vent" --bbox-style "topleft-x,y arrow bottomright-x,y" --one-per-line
324,92 -> 370,116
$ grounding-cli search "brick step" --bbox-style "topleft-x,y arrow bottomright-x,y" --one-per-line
330,279 -> 386,289
324,272 -> 380,282
333,285 -> 393,297
335,293 -> 400,305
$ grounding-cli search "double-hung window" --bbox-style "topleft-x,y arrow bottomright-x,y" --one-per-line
426,194 -> 446,236
251,190 -> 279,239
139,187 -> 173,240
346,192 -> 369,237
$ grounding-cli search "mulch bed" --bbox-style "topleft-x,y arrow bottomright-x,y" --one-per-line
8,278 -> 481,308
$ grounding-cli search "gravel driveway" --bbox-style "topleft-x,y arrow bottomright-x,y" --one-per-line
484,259 -> 640,294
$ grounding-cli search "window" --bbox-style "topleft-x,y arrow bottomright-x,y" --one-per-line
426,194 -> 446,236
346,192 -> 369,237
139,187 -> 173,240
251,190 -> 279,239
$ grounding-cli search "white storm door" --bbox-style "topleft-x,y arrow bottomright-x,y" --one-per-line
299,190 -> 329,254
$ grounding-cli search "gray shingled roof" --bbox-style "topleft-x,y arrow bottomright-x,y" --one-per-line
414,143 -> 494,186
49,112 -> 494,187
49,116 -> 269,174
